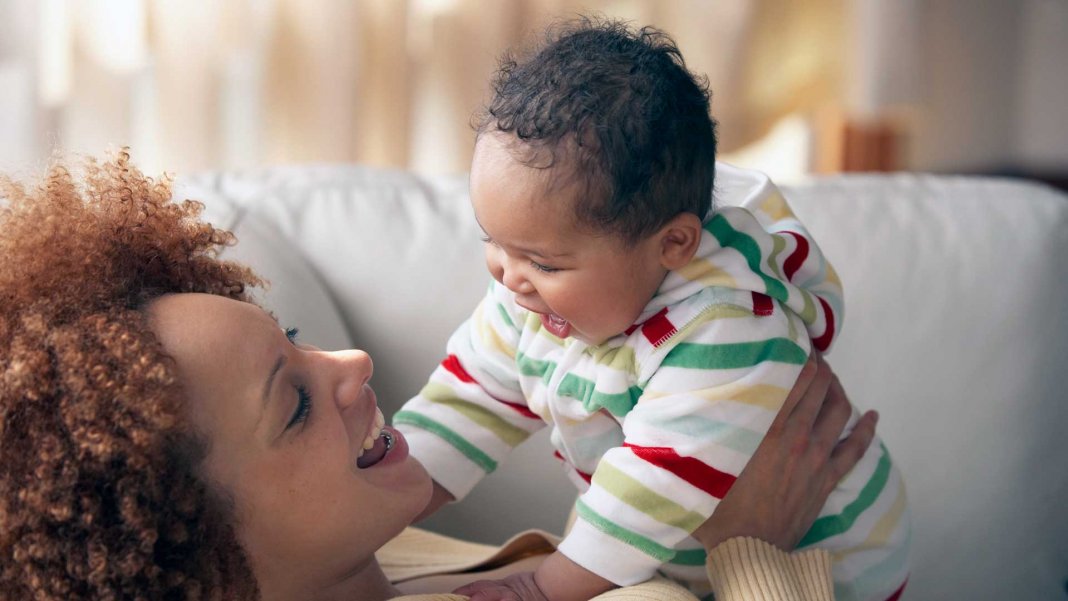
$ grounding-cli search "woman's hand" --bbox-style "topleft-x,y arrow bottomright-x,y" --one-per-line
691,354 -> 877,552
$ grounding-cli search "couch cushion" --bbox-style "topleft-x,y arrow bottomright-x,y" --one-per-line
781,174 -> 1068,601
178,166 -> 1068,601
181,165 -> 486,408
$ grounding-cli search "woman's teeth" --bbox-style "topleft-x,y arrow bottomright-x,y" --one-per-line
357,407 -> 386,458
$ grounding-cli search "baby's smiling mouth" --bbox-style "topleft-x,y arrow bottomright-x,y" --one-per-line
540,312 -> 571,338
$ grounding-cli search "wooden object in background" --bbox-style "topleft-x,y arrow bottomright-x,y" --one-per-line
817,112 -> 903,173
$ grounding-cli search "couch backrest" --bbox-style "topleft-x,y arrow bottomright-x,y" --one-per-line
178,165 -> 1068,601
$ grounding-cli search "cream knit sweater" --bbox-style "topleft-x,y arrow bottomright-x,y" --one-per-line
381,528 -> 833,601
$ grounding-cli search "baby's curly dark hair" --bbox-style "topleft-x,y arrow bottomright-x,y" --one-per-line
0,151 -> 262,599
477,17 -> 717,244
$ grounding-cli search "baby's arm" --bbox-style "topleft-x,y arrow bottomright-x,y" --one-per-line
415,480 -> 456,523
394,282 -> 544,505
454,551 -> 614,601
532,551 -> 616,601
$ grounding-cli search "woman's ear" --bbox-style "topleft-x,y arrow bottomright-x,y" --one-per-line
658,212 -> 703,270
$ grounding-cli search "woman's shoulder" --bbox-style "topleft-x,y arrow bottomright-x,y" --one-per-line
591,578 -> 699,601
384,528 -> 699,601
381,527 -> 559,582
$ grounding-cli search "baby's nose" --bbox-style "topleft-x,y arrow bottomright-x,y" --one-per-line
504,272 -> 536,295
500,259 -> 535,295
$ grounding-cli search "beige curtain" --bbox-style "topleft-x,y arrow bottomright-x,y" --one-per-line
13,0 -> 847,175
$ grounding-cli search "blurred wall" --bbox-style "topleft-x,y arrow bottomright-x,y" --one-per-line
860,0 -> 1068,174
1,0 -> 1065,177
1016,0 -> 1068,170
907,0 -> 1021,172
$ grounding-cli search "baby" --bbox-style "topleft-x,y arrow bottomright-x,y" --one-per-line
395,19 -> 909,601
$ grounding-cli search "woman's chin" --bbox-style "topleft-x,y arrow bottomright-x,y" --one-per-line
399,449 -> 435,522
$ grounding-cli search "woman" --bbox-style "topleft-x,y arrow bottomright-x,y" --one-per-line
0,154 -> 874,600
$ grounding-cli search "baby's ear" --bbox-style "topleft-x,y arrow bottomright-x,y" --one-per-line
658,212 -> 703,270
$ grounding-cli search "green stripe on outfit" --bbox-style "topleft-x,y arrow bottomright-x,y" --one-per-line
706,214 -> 787,301
495,302 -> 516,330
767,233 -> 786,279
516,351 -> 556,381
644,414 -> 763,456
575,499 -> 675,562
669,548 -> 708,566
799,443 -> 892,547
592,462 -> 706,533
662,338 -> 807,369
420,383 -> 529,446
796,287 -> 817,324
557,373 -> 643,417
393,411 -> 498,473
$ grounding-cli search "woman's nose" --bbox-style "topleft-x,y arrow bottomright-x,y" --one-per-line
328,348 -> 373,409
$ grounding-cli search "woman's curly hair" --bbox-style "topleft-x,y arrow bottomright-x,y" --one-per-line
0,151 -> 262,599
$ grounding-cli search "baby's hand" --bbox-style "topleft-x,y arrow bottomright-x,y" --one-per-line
452,572 -> 549,601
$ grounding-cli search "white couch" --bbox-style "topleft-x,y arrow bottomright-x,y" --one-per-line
178,165 -> 1068,600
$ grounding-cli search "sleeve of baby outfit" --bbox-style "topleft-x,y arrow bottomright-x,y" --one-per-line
393,281 -> 545,501
706,538 -> 834,601
556,305 -> 815,586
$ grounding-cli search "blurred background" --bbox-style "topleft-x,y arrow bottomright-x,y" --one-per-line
0,0 -> 1066,186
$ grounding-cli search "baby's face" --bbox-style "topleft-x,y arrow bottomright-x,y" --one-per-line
470,133 -> 668,345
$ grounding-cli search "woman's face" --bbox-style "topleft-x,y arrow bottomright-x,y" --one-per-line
149,293 -> 431,597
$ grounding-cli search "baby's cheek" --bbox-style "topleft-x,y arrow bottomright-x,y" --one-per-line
484,254 -> 503,282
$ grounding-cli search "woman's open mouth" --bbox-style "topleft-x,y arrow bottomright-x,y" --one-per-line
540,312 -> 571,338
356,428 -> 394,468
356,407 -> 394,469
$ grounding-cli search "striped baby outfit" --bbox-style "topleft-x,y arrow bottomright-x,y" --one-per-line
395,164 -> 910,601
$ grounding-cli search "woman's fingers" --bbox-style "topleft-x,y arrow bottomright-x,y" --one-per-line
781,354 -> 820,416
830,409 -> 878,482
809,370 -> 877,494
784,353 -> 833,435
692,355 -> 880,554
777,352 -> 824,437
809,372 -> 853,453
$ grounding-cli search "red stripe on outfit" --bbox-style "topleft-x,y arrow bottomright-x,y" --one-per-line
624,443 -> 736,499
441,354 -> 475,383
641,308 -> 677,347
885,578 -> 908,601
440,355 -> 540,420
554,451 -> 592,483
810,297 -> 836,352
751,292 -> 774,316
782,231 -> 810,281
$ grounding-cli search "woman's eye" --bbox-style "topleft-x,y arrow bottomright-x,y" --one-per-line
285,327 -> 300,344
286,385 -> 312,430
531,261 -> 560,273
